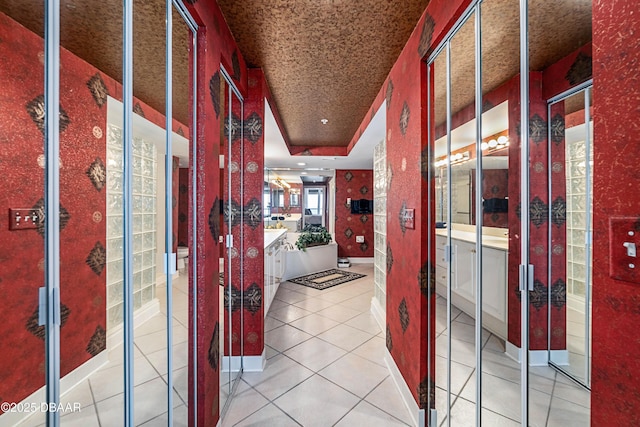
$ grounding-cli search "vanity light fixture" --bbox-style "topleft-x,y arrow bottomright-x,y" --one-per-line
434,151 -> 470,168
271,178 -> 291,189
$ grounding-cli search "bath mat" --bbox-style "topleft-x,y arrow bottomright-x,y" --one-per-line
288,269 -> 366,290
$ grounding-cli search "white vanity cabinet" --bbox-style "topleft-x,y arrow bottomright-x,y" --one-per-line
264,230 -> 287,316
435,232 -> 508,340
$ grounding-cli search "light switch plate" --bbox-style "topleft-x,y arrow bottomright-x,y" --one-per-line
609,216 -> 640,284
8,208 -> 39,230
355,235 -> 364,243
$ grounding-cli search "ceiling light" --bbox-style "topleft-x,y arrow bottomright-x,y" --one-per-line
297,162 -> 306,166
320,119 -> 328,125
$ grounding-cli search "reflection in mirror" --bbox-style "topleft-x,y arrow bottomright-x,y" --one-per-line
131,2 -> 170,423
219,75 -> 230,413
263,168 -> 331,232
529,0 -> 592,424
441,12 -> 478,425
431,44 -> 451,426
172,5 -> 193,424
0,4 -> 47,426
434,103 -> 509,227
478,0 -> 520,423
219,75 -> 244,415
548,88 -> 593,388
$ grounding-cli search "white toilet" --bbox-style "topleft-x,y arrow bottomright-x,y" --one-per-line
177,246 -> 189,273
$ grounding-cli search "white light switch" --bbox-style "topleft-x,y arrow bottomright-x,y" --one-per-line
355,236 -> 364,243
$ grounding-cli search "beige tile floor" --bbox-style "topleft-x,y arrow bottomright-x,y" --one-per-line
434,295 -> 591,427
15,263 -> 590,427
220,263 -> 413,427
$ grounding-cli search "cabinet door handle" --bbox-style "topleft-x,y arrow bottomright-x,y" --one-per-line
471,249 -> 476,253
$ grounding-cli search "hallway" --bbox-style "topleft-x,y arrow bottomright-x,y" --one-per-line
221,264 -> 413,426
220,263 -> 590,427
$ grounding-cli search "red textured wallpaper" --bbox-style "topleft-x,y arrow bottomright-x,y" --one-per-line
182,2 -> 255,423
591,0 -> 640,425
240,69 -> 267,357
176,2 -> 245,423
0,12 -> 108,408
177,168 -> 189,247
335,170 -> 375,258
380,0 -> 472,409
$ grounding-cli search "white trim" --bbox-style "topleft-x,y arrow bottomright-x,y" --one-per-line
1,351 -> 108,426
549,350 -> 570,366
505,341 -> 521,363
107,299 -> 160,349
370,296 -> 385,333
348,257 -> 374,264
384,349 -> 425,427
529,350 -> 549,366
243,350 -> 267,372
505,342 -> 569,366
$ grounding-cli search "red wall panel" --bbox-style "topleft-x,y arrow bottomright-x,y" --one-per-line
335,170 -> 375,258
591,0 -> 640,424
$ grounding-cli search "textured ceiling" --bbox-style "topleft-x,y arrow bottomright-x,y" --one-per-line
0,0 -> 192,126
217,0 -> 430,147
433,0 -> 592,127
2,0 -> 591,146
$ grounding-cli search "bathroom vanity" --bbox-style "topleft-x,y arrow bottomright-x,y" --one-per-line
264,229 -> 287,316
435,225 -> 508,340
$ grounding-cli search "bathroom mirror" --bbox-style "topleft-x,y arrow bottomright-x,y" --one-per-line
219,71 -> 244,415
434,102 -> 510,228
548,88 -> 593,388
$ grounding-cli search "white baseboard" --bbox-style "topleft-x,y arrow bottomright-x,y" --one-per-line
384,349 -> 425,427
370,296 -> 385,333
348,257 -> 374,264
549,350 -> 570,365
222,356 -> 242,373
243,350 -> 266,372
529,350 -> 549,366
106,299 -> 161,350
222,352 -> 266,373
1,351 -> 108,426
505,340 -> 521,363
505,342 -> 568,366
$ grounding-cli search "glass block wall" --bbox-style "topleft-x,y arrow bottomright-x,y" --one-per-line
373,139 -> 387,310
565,124 -> 593,302
106,124 -> 157,330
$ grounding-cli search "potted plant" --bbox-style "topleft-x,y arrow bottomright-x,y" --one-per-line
295,225 -> 332,251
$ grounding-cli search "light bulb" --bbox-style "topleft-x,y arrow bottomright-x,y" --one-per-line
481,142 -> 488,150
498,135 -> 508,145
488,139 -> 498,148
